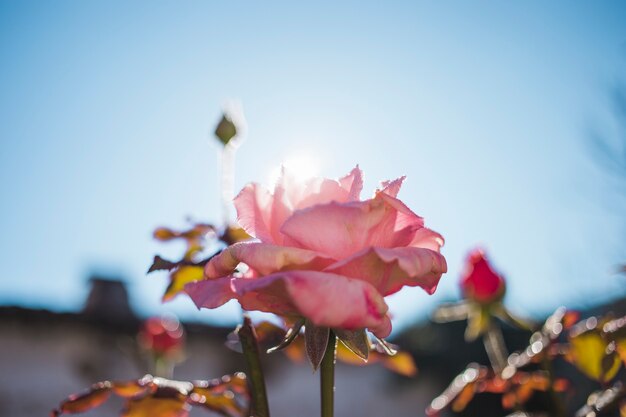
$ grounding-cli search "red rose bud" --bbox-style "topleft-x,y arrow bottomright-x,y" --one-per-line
460,249 -> 505,304
138,315 -> 185,356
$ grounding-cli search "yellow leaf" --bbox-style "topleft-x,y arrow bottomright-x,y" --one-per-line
568,329 -> 621,383
163,266 -> 204,301
617,339 -> 626,365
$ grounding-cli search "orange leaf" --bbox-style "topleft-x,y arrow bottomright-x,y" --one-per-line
57,382 -> 112,414
112,380 -> 152,398
122,396 -> 190,417
380,351 -> 418,377
451,383 -> 477,412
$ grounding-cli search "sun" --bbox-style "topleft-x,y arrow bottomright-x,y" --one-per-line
268,154 -> 321,185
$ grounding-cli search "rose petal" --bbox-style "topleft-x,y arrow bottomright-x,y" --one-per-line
185,277 -> 236,309
378,176 -> 405,198
281,193 -> 426,258
205,242 -> 336,278
285,166 -> 362,210
234,167 -> 366,244
232,271 -> 392,337
325,246 -> 447,296
370,192 -> 424,247
409,227 -> 445,251
338,165 -> 364,201
234,183 -> 276,243
280,200 -> 387,258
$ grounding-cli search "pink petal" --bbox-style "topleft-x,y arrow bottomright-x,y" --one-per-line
205,242 -> 336,278
367,192 -> 424,248
280,200 -> 387,258
338,165 -> 364,200
409,227 -> 445,251
325,246 -> 447,296
378,176 -> 405,198
281,193 -> 426,258
232,271 -> 392,337
235,168 -> 365,244
234,183 -> 276,243
185,277 -> 236,309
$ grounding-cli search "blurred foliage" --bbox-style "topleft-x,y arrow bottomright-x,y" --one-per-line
246,320 -> 417,377
429,306 -> 626,417
51,373 -> 250,417
148,222 -> 249,301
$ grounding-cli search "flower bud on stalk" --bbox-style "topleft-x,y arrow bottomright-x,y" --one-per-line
460,249 -> 505,305
138,315 -> 185,378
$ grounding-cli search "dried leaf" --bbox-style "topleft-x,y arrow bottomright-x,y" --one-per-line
334,328 -> 369,361
220,225 -> 251,245
304,321 -> 330,371
190,373 -> 249,417
451,383 -> 478,412
427,364 -> 484,416
122,396 -> 190,417
148,255 -> 178,273
112,378 -> 152,398
373,335 -> 398,356
57,383 -> 112,414
154,227 -> 177,241
267,319 -> 304,354
52,374 -> 249,417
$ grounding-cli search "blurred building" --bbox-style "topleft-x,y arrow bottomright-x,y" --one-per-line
1,278 -> 625,417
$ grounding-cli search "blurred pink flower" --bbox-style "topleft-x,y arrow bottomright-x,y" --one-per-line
138,315 -> 185,356
185,167 -> 447,338
460,249 -> 505,304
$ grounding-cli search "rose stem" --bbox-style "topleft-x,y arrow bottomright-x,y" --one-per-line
237,316 -> 270,417
482,324 -> 508,373
320,331 -> 337,417
219,143 -> 236,225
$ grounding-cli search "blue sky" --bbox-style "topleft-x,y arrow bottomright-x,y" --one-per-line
1,1 -> 625,331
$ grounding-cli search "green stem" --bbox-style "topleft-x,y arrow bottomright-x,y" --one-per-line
237,316 -> 270,417
154,356 -> 173,379
320,331 -> 337,417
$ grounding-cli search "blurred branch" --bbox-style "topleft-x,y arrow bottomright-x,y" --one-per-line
237,316 -> 270,417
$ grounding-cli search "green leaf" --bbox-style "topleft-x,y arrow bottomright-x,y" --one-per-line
304,321 -> 329,371
267,319 -> 305,354
214,114 -> 237,145
334,328 -> 369,361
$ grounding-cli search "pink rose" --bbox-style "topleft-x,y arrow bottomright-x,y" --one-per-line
185,167 -> 447,338
460,248 -> 505,304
